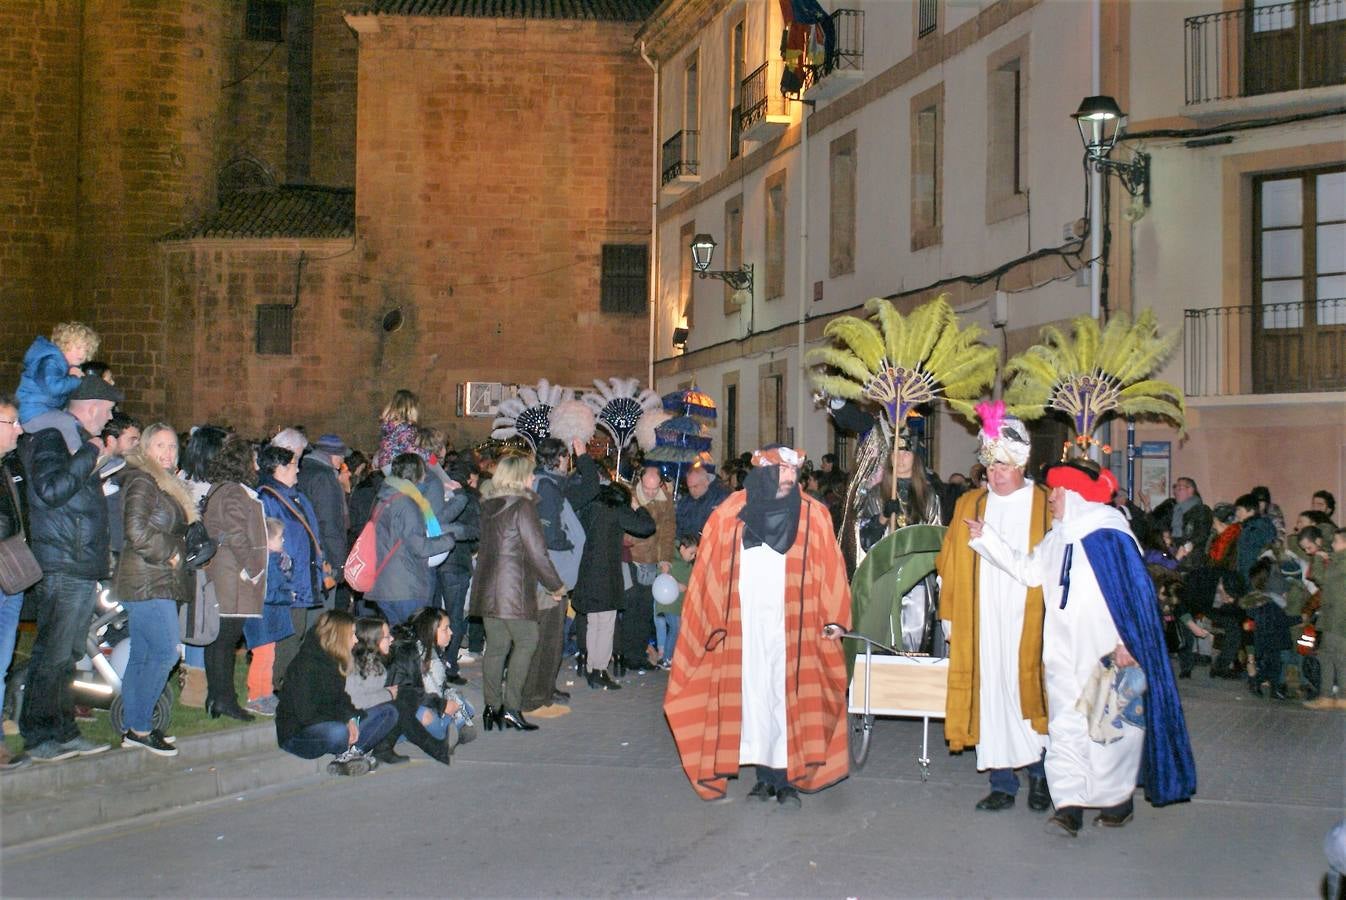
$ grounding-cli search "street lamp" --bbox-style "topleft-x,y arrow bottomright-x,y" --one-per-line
1071,95 -> 1150,206
689,233 -> 754,293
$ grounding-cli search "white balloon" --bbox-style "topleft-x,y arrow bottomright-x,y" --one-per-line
652,573 -> 680,605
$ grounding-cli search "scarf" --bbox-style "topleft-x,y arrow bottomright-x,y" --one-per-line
385,476 -> 441,537
738,465 -> 801,554
1171,495 -> 1199,538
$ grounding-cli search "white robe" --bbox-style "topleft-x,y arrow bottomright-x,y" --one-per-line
971,494 -> 1144,809
738,543 -> 789,769
974,484 -> 1050,772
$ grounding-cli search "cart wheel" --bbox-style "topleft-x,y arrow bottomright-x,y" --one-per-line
109,685 -> 174,737
848,713 -> 873,769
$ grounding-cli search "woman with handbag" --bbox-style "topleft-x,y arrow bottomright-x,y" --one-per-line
116,423 -> 195,757
201,434 -> 268,720
469,454 -> 566,731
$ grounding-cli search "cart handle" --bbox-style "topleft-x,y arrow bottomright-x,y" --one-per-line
822,624 -> 900,657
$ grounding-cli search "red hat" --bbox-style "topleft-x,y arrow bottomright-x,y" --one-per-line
1044,461 -> 1118,503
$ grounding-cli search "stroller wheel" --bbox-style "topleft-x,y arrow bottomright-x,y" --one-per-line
109,684 -> 174,736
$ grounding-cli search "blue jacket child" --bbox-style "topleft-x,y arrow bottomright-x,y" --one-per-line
17,335 -> 87,424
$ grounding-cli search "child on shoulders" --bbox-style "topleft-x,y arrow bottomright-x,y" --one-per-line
17,321 -> 100,424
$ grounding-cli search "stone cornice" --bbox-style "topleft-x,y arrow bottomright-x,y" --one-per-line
636,0 -> 730,61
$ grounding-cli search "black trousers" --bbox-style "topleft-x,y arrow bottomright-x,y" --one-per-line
617,584 -> 654,662
204,617 -> 247,706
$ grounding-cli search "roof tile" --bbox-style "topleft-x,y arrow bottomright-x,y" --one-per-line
162,186 -> 355,241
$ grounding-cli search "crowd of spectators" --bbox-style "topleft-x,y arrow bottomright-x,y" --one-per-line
1,320 -> 1341,777
0,323 -> 725,772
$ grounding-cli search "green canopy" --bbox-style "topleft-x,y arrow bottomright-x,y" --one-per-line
846,524 -> 946,677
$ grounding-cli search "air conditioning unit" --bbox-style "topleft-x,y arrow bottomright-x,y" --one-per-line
460,381 -> 506,417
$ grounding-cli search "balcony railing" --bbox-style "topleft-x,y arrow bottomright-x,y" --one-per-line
1184,298 -> 1346,396
788,9 -> 865,99
661,130 -> 699,186
739,61 -> 788,135
1184,0 -> 1346,104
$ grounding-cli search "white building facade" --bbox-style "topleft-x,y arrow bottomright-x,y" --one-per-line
638,0 -> 1345,507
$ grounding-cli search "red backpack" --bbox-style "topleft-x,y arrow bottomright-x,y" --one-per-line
343,500 -> 401,594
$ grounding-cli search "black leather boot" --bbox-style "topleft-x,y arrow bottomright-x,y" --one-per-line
499,709 -> 539,731
481,705 -> 500,732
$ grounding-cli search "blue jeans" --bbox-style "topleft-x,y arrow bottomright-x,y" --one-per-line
281,701 -> 397,758
0,589 -> 24,714
417,705 -> 451,741
989,754 -> 1047,795
122,599 -> 181,734
20,572 -> 97,747
656,612 -> 681,663
437,568 -> 471,675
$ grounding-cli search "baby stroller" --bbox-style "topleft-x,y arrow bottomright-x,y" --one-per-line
4,581 -> 177,736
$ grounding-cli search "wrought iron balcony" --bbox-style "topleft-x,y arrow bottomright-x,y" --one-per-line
740,61 -> 790,142
1183,298 -> 1346,396
1184,0 -> 1346,104
789,9 -> 865,101
661,130 -> 700,190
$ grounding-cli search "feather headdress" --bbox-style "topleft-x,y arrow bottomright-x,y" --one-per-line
1003,309 -> 1184,457
806,295 -> 999,432
491,378 -> 574,450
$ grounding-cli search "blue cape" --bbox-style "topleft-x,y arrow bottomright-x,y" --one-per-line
1081,529 -> 1198,806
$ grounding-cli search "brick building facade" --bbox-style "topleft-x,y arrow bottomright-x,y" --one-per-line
2,0 -> 653,450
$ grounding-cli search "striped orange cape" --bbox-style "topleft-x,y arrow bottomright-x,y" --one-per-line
663,491 -> 853,800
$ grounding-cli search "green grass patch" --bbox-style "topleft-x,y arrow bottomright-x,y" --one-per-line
5,624 -> 262,754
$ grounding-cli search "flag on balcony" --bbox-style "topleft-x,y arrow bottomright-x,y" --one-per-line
779,0 -> 836,94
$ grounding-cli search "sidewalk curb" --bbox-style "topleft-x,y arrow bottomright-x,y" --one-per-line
1,723 -> 324,847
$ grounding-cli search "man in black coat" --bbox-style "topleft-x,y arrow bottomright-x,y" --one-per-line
675,462 -> 730,539
18,375 -> 122,761
298,433 -> 351,609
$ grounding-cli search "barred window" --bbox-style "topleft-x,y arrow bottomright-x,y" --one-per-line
245,0 -> 286,42
256,304 -> 293,355
600,244 -> 649,315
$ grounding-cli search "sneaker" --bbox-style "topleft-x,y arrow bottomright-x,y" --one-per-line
122,729 -> 178,757
457,650 -> 478,665
58,735 -> 110,757
246,695 -> 279,717
656,659 -> 673,671
327,746 -> 373,776
27,740 -> 79,763
0,744 -> 32,770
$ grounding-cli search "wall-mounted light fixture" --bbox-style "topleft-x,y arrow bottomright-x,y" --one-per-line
1072,95 -> 1151,206
672,326 -> 689,350
689,233 -> 754,294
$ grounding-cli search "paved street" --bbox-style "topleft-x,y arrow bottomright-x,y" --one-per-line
2,662 -> 1341,899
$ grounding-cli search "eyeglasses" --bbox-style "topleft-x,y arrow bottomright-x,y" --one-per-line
0,419 -> 17,427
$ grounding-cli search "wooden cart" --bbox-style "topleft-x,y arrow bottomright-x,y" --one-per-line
844,632 -> 948,780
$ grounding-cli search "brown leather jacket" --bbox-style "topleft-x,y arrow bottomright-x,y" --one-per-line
628,486 -> 676,565
469,482 -> 563,620
204,481 -> 268,617
114,464 -> 193,605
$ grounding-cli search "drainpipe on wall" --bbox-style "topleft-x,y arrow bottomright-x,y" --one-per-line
795,114 -> 809,449
1089,0 -> 1102,322
641,41 -> 659,391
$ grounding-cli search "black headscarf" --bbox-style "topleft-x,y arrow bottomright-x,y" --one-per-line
738,465 -> 801,554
